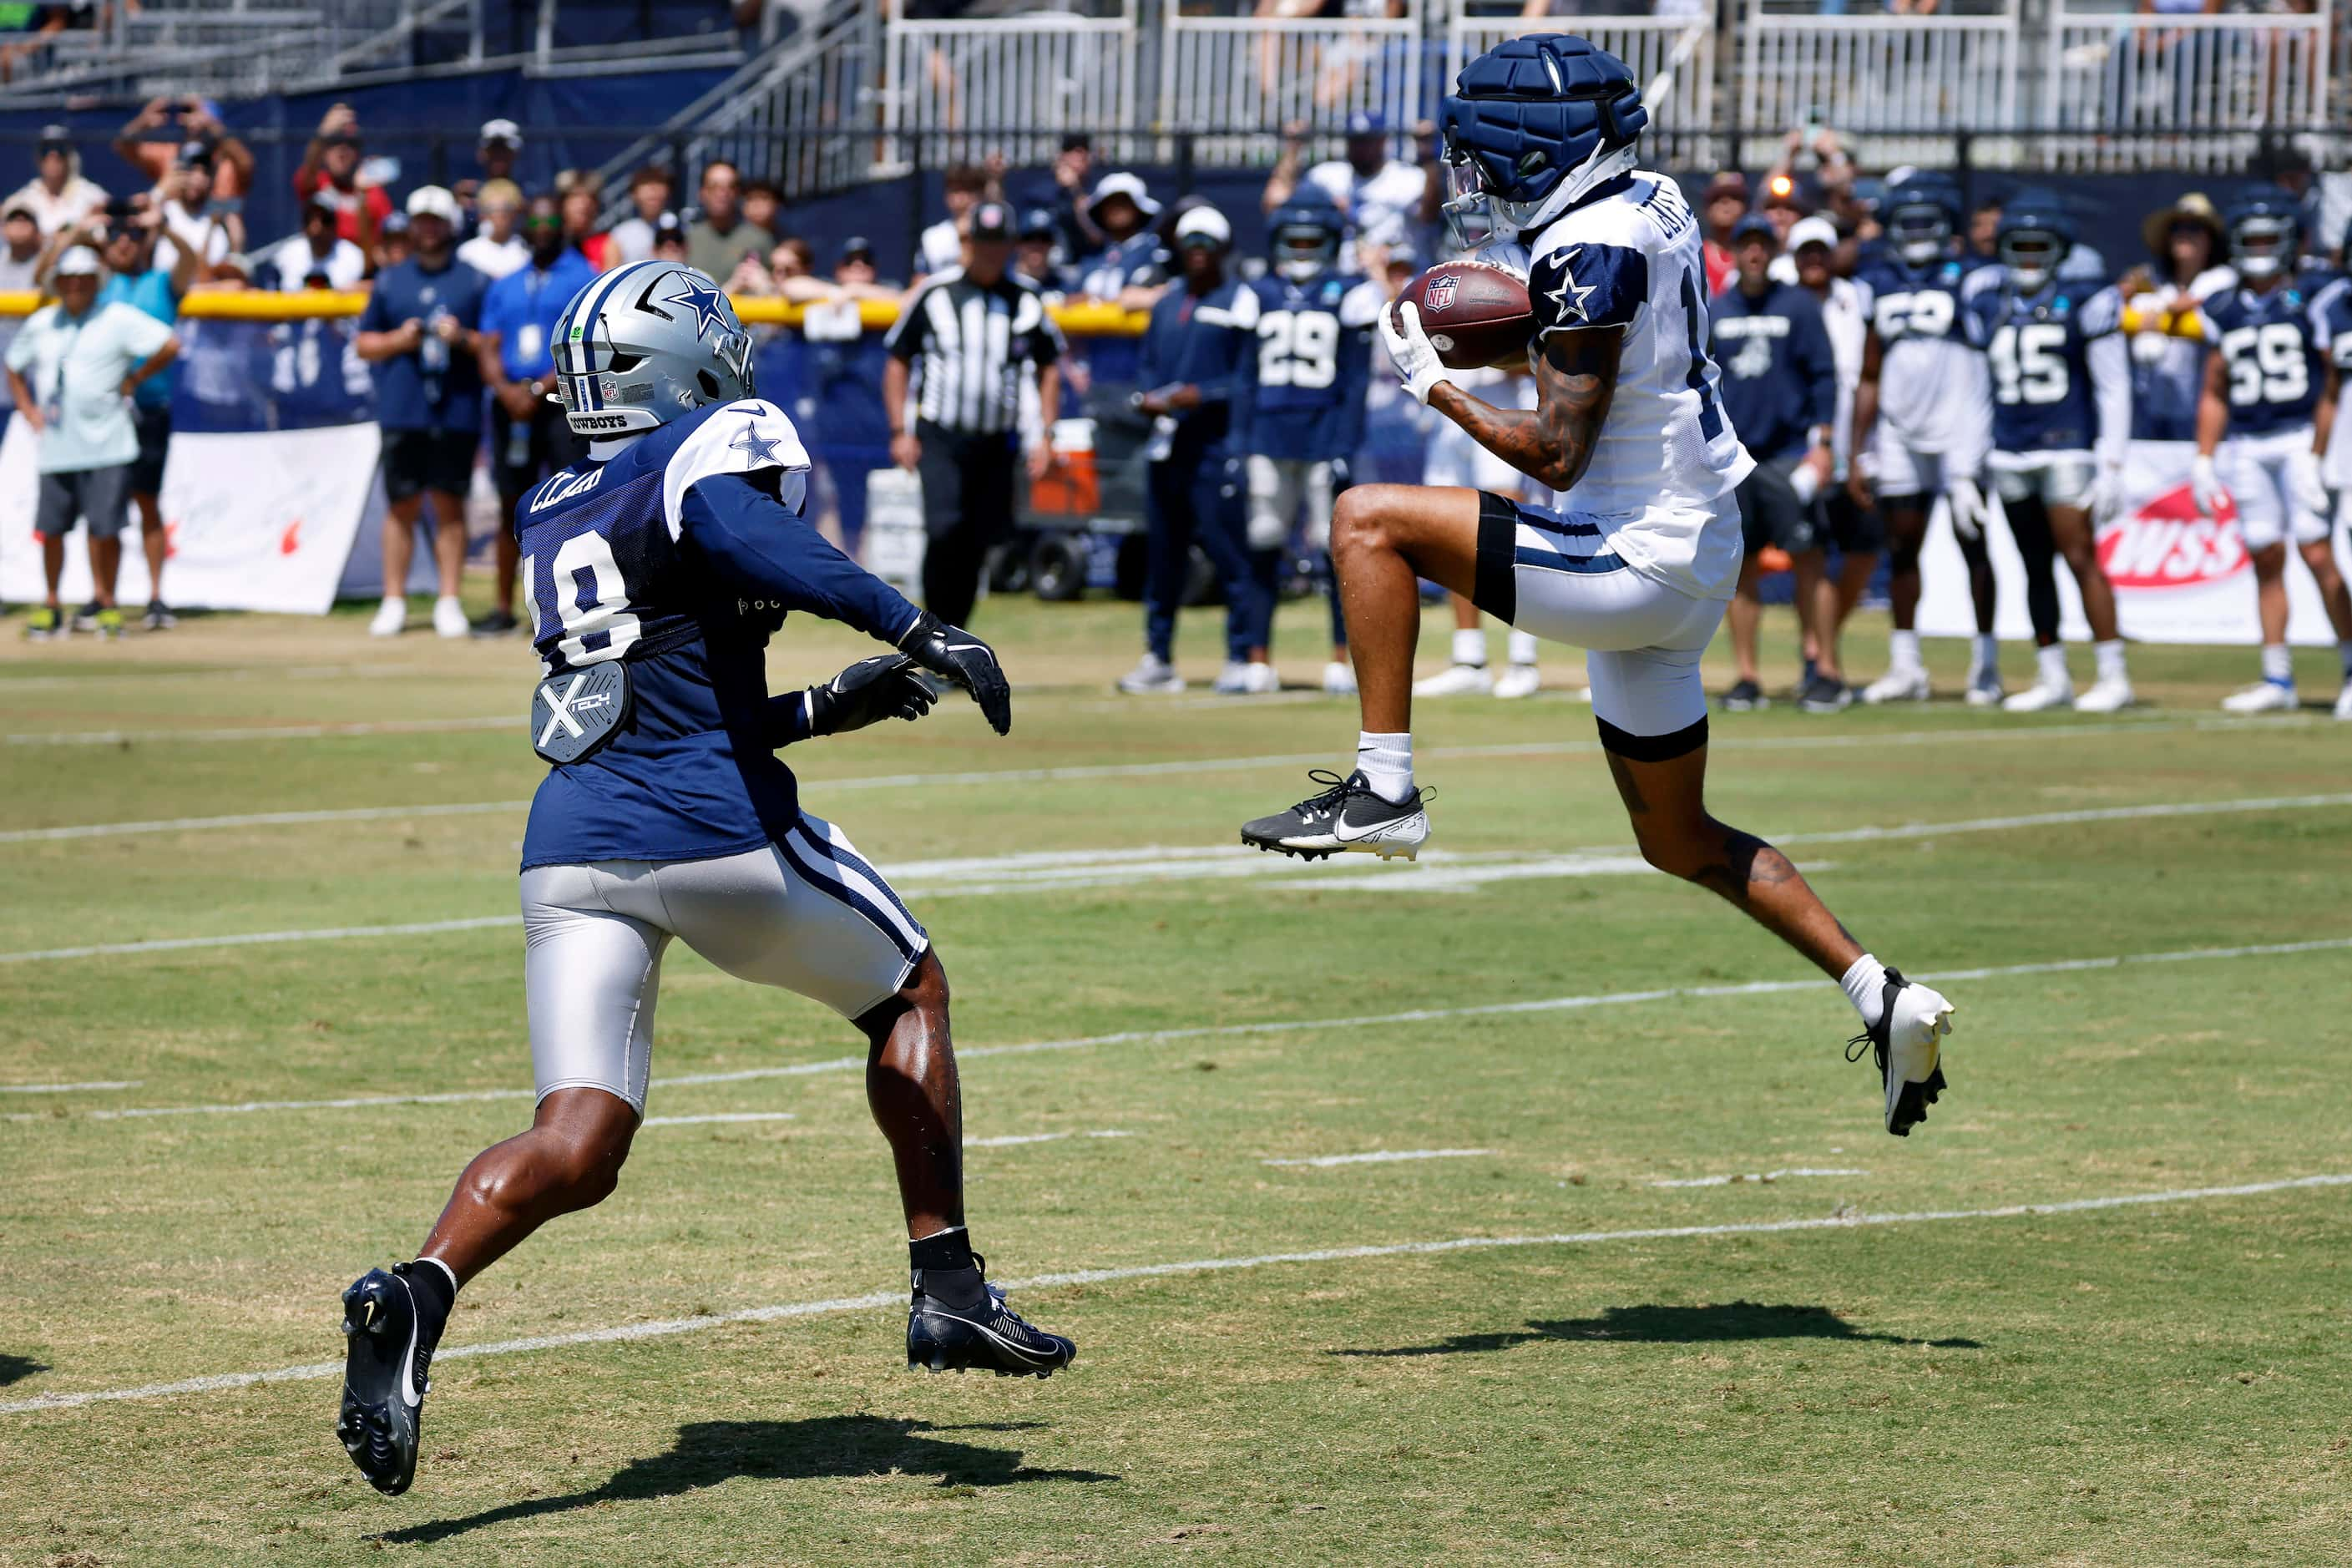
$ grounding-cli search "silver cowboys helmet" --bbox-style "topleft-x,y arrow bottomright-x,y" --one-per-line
549,260 -> 757,438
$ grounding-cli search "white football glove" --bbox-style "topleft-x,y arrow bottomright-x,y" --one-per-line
1945,475 -> 1987,542
2288,450 -> 2330,523
2086,462 -> 2129,525
1379,299 -> 1454,407
2189,454 -> 2224,518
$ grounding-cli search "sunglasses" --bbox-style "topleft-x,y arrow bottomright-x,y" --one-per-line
524,217 -> 562,232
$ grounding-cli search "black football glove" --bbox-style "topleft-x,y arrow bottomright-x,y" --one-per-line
898,612 -> 1012,735
806,654 -> 938,738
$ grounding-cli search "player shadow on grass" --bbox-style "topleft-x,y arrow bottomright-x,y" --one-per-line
0,1353 -> 48,1388
1328,1302 -> 1982,1358
373,1416 -> 1119,1545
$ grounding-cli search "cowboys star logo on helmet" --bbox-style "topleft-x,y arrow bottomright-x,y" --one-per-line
663,271 -> 736,341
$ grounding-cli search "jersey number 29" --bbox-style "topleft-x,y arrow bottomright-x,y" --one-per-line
524,531 -> 643,666
1257,310 -> 1338,390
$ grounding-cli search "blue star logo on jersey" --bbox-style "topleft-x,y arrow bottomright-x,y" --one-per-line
664,274 -> 732,341
1545,247 -> 1598,325
728,418 -> 781,466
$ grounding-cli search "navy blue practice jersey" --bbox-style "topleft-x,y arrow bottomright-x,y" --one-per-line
1237,269 -> 1379,463
2200,282 -> 2325,437
1965,278 -> 2124,454
515,397 -> 920,871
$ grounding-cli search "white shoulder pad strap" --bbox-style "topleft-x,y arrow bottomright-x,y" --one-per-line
1196,286 -> 1262,330
1338,279 -> 1385,329
660,398 -> 812,541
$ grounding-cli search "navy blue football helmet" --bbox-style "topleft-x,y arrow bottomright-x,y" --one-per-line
1884,172 -> 1964,267
2223,192 -> 2300,281
1439,34 -> 1647,242
1268,190 -> 1343,282
1996,189 -> 2076,294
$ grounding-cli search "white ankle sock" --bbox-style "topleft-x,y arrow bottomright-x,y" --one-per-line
1839,953 -> 1890,1030
1356,731 -> 1414,803
1449,629 -> 1487,668
1971,633 -> 1998,677
1505,629 -> 1540,666
2036,643 -> 2068,686
1890,629 -> 1922,674
2261,643 -> 2293,685
2094,639 -> 2127,682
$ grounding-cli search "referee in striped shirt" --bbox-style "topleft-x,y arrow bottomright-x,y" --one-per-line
883,200 -> 1063,625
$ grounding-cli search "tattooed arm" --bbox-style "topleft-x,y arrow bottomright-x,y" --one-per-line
1427,326 -> 1624,493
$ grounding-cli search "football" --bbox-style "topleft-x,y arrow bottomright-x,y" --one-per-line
1398,260 -> 1535,372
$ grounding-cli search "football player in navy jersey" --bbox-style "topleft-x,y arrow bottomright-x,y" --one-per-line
334,261 -> 1074,1500
1239,36 -> 1955,1140
1849,173 -> 2007,706
1241,190 -> 1382,695
2193,196 -> 2352,715
2317,255 -> 2352,721
1963,194 -> 2136,713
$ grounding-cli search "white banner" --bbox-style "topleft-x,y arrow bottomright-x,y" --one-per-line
0,419 -> 383,615
1919,439 -> 2352,646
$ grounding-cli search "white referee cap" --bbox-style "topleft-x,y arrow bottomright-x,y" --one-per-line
1172,205 -> 1231,247
1787,215 -> 1839,253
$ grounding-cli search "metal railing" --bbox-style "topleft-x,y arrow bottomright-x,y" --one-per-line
2042,5 -> 2334,174
1740,5 -> 2021,170
1161,3 -> 1423,164
882,1 -> 1142,172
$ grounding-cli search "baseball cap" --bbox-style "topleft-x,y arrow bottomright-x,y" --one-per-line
1730,213 -> 1779,246
1704,171 -> 1748,204
3,203 -> 35,224
479,118 -> 522,149
1172,205 -> 1231,248
1787,215 -> 1839,253
1345,111 -> 1387,137
967,200 -> 1014,241
1086,172 -> 1160,220
38,124 -> 71,154
53,246 -> 103,278
405,185 -> 461,223
175,140 -> 213,169
1017,205 -> 1055,240
380,210 -> 411,235
837,235 -> 876,266
651,210 -> 686,243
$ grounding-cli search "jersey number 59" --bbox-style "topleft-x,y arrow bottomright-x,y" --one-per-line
2219,322 -> 2309,406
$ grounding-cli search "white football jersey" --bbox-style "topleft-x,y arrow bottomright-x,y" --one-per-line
1521,172 -> 1753,599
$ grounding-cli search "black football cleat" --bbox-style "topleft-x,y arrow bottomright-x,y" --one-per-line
1240,768 -> 1429,862
1845,966 -> 1955,1136
907,1262 -> 1075,1378
336,1262 -> 445,1496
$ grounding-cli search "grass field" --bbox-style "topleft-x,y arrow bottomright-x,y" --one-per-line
3,589 -> 2349,1567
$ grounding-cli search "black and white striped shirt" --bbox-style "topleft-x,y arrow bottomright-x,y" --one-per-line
883,266 -> 1063,435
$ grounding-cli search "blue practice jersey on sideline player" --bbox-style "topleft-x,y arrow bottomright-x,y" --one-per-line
515,397 -> 922,872
2200,281 -> 2326,437
1964,276 -> 2125,454
1237,268 -> 1379,463
1856,251 -> 1994,453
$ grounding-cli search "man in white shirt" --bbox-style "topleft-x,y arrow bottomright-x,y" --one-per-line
271,198 -> 368,292
4,127 -> 109,238
4,248 -> 180,640
455,180 -> 528,279
603,165 -> 673,266
154,144 -> 237,279
0,205 -> 43,432
1262,112 -> 1434,273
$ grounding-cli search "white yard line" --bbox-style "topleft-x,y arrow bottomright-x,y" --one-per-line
8,790 -> 2348,964
1651,1167 -> 1869,1189
965,1129 -> 1134,1148
1265,1148 -> 1494,1168
6,1170 -> 2345,1417
638,1112 -> 797,1128
13,933 -> 2348,1127
0,800 -> 532,845
0,1079 -> 138,1094
5,716 -> 515,746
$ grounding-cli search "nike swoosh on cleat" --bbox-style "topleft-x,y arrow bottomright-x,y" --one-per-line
392,1279 -> 424,1409
1334,813 -> 1422,844
916,1308 -> 1058,1365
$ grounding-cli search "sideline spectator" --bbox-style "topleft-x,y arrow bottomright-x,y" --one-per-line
741,179 -> 782,240
0,204 -> 42,433
1710,214 -> 1839,712
605,165 -> 673,265
372,210 -> 411,273
559,183 -> 613,269
457,180 -> 529,279
2121,193 -> 2232,440
1760,178 -> 1807,246
154,144 -> 236,279
916,163 -> 989,279
883,200 -> 1062,627
6,246 -> 179,641
1070,172 -> 1166,306
271,197 -> 367,291
1968,196 -> 2002,262
1262,113 -> 1430,271
294,104 -> 392,250
1702,171 -> 1748,295
7,125 -> 108,236
472,193 -> 595,635
353,185 -> 487,640
650,210 -> 689,262
71,203 -> 198,630
457,119 -> 523,230
1014,206 -> 1065,296
685,159 -> 775,279
797,237 -> 899,559
1044,134 -> 1098,260
113,95 -> 254,207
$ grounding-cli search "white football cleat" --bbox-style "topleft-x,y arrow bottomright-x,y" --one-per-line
2076,676 -> 2135,713
1963,667 -> 2006,707
1241,660 -> 1282,695
2001,679 -> 2073,713
1848,968 -> 1954,1137
2334,682 -> 2352,722
1212,660 -> 1256,695
1414,662 -> 1493,697
2221,680 -> 2296,714
1492,662 -> 1540,700
1860,666 -> 1930,704
1117,654 -> 1186,695
1322,660 -> 1357,696
432,595 -> 470,639
368,597 -> 407,638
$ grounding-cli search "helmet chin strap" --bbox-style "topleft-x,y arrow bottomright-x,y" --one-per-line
1506,142 -> 1638,237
